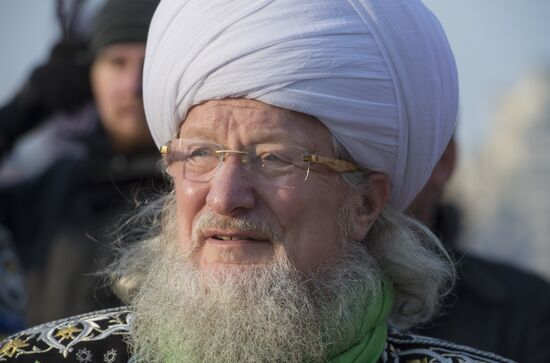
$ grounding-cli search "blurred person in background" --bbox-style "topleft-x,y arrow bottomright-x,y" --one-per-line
0,0 -> 94,335
0,0 -> 163,326
408,137 -> 550,363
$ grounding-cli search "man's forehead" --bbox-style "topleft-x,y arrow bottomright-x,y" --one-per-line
96,43 -> 146,59
179,99 -> 331,148
185,99 -> 301,124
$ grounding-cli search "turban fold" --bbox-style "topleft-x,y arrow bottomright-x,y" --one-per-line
143,0 -> 458,211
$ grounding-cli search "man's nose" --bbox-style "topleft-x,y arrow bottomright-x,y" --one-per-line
206,156 -> 255,216
122,62 -> 143,96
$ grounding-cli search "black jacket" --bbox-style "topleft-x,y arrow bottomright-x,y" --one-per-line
0,109 -> 166,325
416,205 -> 550,362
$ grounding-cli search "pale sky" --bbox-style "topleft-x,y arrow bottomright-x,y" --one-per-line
1,1 -> 549,158
423,0 -> 550,158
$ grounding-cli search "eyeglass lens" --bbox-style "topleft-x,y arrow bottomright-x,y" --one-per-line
164,139 -> 310,188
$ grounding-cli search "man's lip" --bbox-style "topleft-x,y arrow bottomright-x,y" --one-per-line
202,230 -> 270,242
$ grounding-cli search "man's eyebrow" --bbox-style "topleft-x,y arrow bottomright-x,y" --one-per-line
179,126 -> 298,145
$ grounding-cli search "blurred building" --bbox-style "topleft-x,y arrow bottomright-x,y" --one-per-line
452,67 -> 550,281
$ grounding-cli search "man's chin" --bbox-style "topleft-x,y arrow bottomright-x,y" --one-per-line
198,261 -> 273,279
194,243 -> 279,276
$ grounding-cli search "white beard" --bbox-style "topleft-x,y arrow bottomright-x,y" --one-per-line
128,215 -> 383,363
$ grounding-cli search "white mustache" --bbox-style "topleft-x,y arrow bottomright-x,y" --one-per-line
192,212 -> 285,246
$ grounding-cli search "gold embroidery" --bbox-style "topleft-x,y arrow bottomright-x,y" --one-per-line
0,338 -> 29,358
406,358 -> 428,363
55,326 -> 83,341
0,308 -> 131,361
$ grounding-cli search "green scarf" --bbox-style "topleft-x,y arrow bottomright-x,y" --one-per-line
329,277 -> 393,363
161,278 -> 393,362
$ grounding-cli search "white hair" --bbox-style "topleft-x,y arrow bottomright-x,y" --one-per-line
333,137 -> 455,328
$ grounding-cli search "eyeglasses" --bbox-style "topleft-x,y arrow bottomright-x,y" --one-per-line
160,138 -> 359,188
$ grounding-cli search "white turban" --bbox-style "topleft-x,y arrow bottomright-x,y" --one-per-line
143,0 -> 458,211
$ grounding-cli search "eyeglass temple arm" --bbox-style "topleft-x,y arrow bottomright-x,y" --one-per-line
303,154 -> 359,173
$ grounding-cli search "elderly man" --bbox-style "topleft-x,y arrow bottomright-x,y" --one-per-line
0,0 -> 514,362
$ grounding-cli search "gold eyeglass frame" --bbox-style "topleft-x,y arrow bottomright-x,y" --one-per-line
160,142 -> 360,181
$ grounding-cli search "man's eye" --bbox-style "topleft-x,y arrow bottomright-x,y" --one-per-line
260,153 -> 290,166
107,57 -> 126,69
188,148 -> 214,159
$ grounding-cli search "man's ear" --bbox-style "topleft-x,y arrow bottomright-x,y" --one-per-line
351,172 -> 390,241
